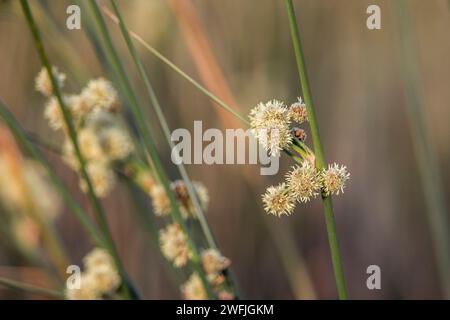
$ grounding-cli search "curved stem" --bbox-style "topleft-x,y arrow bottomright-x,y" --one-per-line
284,0 -> 348,300
19,0 -> 135,299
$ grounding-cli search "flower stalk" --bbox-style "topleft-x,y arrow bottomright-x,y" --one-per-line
19,0 -> 135,299
284,0 -> 348,299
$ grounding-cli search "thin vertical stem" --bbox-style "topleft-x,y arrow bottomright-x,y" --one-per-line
284,0 -> 348,300
19,0 -> 134,299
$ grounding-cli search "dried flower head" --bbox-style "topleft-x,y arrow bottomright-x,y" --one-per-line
150,184 -> 171,217
291,127 -> 307,142
79,163 -> 116,198
201,249 -> 230,286
289,97 -> 308,123
286,162 -> 321,203
83,248 -> 115,271
99,127 -> 134,161
182,273 -> 207,300
35,66 -> 66,97
82,78 -> 118,111
320,163 -> 350,196
201,249 -> 231,275
159,223 -> 190,267
172,180 -> 209,218
66,94 -> 92,119
262,183 -> 295,217
249,100 -> 292,156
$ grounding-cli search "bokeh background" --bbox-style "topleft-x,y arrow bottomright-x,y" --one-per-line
0,0 -> 450,299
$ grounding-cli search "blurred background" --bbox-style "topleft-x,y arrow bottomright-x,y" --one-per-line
0,0 -> 450,299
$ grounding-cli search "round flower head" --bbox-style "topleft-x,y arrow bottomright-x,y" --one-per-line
201,249 -> 231,275
262,183 -> 295,217
66,94 -> 92,120
82,248 -> 120,295
320,163 -> 350,196
150,184 -> 170,217
159,223 -> 191,267
79,163 -> 116,198
291,127 -> 307,142
99,127 -> 134,161
35,66 -> 66,97
249,100 -> 292,156
82,78 -> 118,111
86,264 -> 121,295
286,162 -> 320,203
289,97 -> 308,123
182,273 -> 207,300
171,180 -> 209,218
83,248 -> 115,271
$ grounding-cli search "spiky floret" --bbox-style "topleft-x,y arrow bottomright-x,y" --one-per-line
320,163 -> 350,196
262,183 -> 296,217
286,162 -> 321,203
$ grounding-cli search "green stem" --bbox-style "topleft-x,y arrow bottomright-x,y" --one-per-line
86,0 -> 215,299
19,0 -> 134,299
0,277 -> 63,299
284,0 -> 348,300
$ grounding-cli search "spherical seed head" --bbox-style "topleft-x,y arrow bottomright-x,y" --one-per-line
82,78 -> 118,112
201,248 -> 231,275
182,273 -> 207,300
262,183 -> 296,217
150,184 -> 171,217
35,66 -> 66,97
66,94 -> 92,119
86,264 -> 121,295
159,223 -> 191,268
286,162 -> 320,203
171,180 -> 210,218
83,248 -> 115,271
289,97 -> 308,124
249,100 -> 292,156
79,163 -> 116,198
99,127 -> 134,161
321,163 -> 350,196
